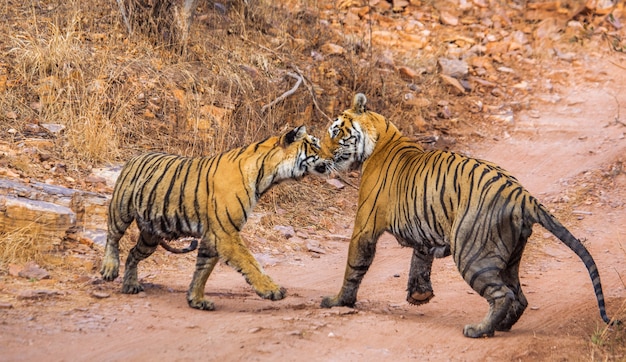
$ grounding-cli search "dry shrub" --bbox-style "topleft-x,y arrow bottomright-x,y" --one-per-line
0,224 -> 51,265
590,299 -> 626,360
9,11 -> 122,163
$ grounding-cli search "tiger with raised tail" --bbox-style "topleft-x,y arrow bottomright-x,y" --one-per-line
100,126 -> 329,310
319,93 -> 616,337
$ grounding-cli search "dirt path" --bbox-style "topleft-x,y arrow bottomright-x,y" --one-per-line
1,56 -> 626,361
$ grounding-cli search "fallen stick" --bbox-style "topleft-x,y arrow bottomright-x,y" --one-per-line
261,72 -> 302,113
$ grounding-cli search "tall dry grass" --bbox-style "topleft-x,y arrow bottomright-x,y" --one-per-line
0,224 -> 50,265
1,0 -> 446,182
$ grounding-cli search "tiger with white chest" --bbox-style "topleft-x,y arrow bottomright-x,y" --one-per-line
319,93 -> 616,337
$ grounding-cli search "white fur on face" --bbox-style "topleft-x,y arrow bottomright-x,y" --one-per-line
327,119 -> 376,171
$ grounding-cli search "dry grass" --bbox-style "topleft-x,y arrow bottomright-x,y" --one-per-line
590,253 -> 626,361
0,0 -> 477,173
0,224 -> 51,266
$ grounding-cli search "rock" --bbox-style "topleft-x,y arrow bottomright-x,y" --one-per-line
239,64 -> 259,79
534,18 -> 563,41
554,48 -> 576,62
40,123 -> 65,134
0,178 -> 110,247
438,58 -> 469,79
489,111 -> 515,124
273,225 -> 295,239
392,0 -> 409,12
372,0 -> 392,12
0,195 -> 75,244
90,166 -> 122,188
404,93 -> 431,108
376,53 -> 395,69
440,74 -> 466,94
439,11 -> 459,26
17,289 -> 61,299
496,66 -> 515,73
17,261 -> 50,280
85,175 -> 107,185
8,264 -> 22,277
91,290 -> 111,299
397,66 -> 419,80
306,240 -> 326,254
0,167 -> 20,179
584,0 -> 618,14
326,178 -> 345,189
320,43 -> 346,56
197,104 -> 233,131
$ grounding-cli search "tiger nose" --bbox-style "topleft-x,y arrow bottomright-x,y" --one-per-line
314,163 -> 329,174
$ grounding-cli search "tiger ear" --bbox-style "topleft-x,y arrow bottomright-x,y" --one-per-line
283,125 -> 307,145
352,93 -> 367,114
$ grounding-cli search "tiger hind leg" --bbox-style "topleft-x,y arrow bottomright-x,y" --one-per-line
121,230 -> 160,294
187,241 -> 219,310
495,260 -> 528,331
406,249 -> 435,305
462,267 -> 514,338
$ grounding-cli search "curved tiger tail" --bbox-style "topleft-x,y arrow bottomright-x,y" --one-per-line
531,201 -> 614,324
159,239 -> 198,254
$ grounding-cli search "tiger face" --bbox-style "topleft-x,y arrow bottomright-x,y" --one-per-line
320,93 -> 378,171
279,126 -> 330,177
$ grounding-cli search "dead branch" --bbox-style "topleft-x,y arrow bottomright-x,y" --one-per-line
289,65 -> 333,123
244,37 -> 332,122
261,72 -> 302,113
116,0 -> 132,35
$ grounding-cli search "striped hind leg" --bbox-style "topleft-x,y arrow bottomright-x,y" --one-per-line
462,267 -> 514,338
456,244 -> 514,338
496,240 -> 529,331
121,230 -> 160,294
496,262 -> 527,331
406,249 -> 435,305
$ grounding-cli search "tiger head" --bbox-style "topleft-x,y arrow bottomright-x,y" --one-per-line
320,93 -> 388,171
277,125 -> 330,177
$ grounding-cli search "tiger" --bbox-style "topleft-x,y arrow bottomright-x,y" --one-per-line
318,93 -> 615,337
100,126 -> 330,310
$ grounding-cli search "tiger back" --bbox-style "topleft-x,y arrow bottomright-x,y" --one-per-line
319,93 -> 615,338
100,126 -> 329,310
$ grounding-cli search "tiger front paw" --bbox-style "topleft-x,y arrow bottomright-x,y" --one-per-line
188,297 -> 216,311
100,262 -> 119,281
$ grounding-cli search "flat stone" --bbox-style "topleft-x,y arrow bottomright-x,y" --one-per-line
17,262 -> 50,280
